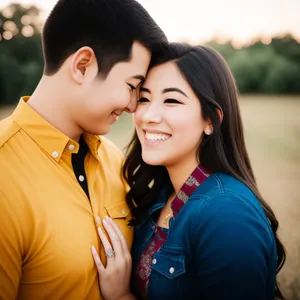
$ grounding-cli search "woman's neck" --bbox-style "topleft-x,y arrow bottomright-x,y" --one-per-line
166,156 -> 199,195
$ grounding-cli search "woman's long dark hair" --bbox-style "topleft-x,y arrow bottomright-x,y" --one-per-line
123,43 -> 286,299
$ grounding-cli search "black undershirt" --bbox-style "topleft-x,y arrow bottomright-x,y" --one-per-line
71,136 -> 90,199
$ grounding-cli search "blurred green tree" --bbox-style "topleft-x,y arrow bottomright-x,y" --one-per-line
263,55 -> 300,93
271,35 -> 300,64
206,37 -> 300,94
0,3 -> 43,105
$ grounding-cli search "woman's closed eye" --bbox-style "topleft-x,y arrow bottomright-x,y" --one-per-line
137,97 -> 150,103
164,98 -> 183,104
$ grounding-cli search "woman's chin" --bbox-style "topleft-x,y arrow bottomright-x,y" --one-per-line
142,153 -> 166,167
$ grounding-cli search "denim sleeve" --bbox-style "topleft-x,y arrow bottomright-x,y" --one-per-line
193,194 -> 275,300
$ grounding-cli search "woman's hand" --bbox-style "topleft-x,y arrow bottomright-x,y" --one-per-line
91,216 -> 135,300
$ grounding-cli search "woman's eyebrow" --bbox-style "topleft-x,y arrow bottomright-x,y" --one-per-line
162,87 -> 188,97
140,87 -> 188,98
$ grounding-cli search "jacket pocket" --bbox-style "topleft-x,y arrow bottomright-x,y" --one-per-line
151,250 -> 186,279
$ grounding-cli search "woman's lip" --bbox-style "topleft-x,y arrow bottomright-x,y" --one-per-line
143,130 -> 172,143
143,129 -> 171,135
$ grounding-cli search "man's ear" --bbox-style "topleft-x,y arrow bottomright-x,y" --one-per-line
69,46 -> 97,85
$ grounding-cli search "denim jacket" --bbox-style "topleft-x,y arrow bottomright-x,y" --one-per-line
131,172 -> 277,300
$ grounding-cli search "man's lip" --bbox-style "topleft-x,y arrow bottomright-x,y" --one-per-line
112,111 -> 121,117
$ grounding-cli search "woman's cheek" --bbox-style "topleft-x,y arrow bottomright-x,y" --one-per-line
133,107 -> 143,126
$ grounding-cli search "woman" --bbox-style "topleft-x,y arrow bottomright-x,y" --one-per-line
91,43 -> 286,300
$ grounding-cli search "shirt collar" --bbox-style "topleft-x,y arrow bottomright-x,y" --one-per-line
12,97 -> 101,162
83,132 -> 101,160
147,165 -> 211,218
171,164 -> 211,217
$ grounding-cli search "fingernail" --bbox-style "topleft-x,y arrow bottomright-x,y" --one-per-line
91,245 -> 97,254
97,227 -> 102,234
102,219 -> 108,226
95,216 -> 101,225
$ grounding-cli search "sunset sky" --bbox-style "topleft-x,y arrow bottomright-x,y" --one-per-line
1,0 -> 300,45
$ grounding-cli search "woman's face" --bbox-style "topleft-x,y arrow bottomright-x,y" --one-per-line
134,61 -> 210,169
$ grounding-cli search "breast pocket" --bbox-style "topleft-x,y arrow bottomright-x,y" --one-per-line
148,249 -> 188,300
151,250 -> 186,279
105,201 -> 133,248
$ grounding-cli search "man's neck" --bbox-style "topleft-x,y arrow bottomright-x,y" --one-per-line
27,75 -> 82,142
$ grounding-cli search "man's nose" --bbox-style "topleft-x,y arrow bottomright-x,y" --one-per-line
125,97 -> 137,113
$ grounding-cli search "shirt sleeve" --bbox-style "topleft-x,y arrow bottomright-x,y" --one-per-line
0,190 -> 23,299
193,194 -> 275,300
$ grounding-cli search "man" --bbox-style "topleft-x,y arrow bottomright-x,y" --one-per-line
0,0 -> 167,298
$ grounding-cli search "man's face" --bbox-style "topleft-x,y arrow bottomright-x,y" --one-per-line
73,42 -> 151,136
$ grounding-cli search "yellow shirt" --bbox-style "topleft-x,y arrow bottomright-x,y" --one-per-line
0,97 -> 133,300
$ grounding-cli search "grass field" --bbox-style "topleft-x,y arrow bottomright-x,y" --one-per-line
1,95 -> 300,299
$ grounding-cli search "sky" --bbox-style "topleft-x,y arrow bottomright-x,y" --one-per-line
0,0 -> 300,45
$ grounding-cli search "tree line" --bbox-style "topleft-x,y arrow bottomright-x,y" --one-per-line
1,3 -> 300,105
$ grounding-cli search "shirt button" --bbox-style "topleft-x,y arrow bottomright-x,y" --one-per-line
79,175 -> 85,182
152,258 -> 157,265
68,144 -> 75,151
121,209 -> 126,215
169,267 -> 175,274
152,225 -> 155,230
52,151 -> 59,159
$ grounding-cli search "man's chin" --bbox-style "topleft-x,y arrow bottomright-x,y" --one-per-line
84,126 -> 111,137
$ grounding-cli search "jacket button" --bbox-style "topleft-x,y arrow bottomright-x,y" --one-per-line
169,267 -> 175,274
152,258 -> 157,265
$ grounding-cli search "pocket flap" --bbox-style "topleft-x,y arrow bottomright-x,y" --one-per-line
151,251 -> 186,279
105,201 -> 130,218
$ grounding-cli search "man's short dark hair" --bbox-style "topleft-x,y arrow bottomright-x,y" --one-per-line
42,0 -> 168,77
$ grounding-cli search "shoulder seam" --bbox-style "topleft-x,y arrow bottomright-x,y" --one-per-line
212,173 -> 224,194
192,192 -> 274,245
0,120 -> 21,149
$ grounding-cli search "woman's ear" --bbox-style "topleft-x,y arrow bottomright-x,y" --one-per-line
217,108 -> 223,125
204,108 -> 223,136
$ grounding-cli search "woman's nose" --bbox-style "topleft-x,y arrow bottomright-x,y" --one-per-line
141,102 -> 163,124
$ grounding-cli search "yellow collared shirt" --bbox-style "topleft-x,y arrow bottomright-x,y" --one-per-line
0,97 -> 133,300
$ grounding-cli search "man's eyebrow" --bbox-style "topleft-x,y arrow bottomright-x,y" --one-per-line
140,87 -> 150,93
162,87 -> 188,97
131,75 -> 145,82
